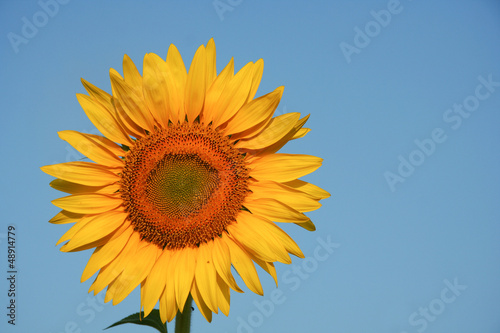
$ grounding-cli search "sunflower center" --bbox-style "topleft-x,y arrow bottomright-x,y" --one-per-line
145,154 -> 219,218
120,123 -> 249,250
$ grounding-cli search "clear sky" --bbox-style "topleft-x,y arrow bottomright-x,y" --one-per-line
1,1 -> 500,332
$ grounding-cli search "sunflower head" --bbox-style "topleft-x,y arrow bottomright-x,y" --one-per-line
41,39 -> 330,323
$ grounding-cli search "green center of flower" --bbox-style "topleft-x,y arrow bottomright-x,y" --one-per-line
146,154 -> 220,218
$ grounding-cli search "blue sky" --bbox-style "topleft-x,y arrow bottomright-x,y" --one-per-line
1,1 -> 500,332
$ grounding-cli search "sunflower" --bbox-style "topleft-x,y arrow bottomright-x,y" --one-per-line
41,39 -> 330,323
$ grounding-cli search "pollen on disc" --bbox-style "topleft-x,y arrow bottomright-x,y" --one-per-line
120,123 -> 249,250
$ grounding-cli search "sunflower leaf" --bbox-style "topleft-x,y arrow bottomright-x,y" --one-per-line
104,310 -> 167,333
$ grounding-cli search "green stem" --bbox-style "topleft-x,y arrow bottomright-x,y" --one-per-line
175,294 -> 193,333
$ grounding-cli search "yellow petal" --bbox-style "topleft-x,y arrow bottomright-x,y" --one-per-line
58,130 -> 124,167
158,288 -> 167,323
62,130 -> 125,156
89,231 -> 141,295
50,179 -> 120,195
195,241 -> 218,313
110,71 -> 155,132
257,114 -> 310,155
228,211 -> 290,263
52,193 -> 122,214
225,236 -> 263,295
159,288 -> 170,323
244,197 -> 309,223
205,38 -> 217,90
112,99 -> 147,139
256,219 -> 304,258
249,255 -> 278,286
122,54 -> 143,92
249,153 -> 323,182
104,273 -> 121,303
184,45 -> 206,123
224,86 -> 284,135
216,275 -> 230,316
56,214 -> 94,246
81,77 -> 141,139
42,162 -> 119,187
81,78 -> 140,139
163,250 -> 179,322
104,269 -> 140,304
248,180 -> 322,212
81,78 -> 112,108
174,246 -> 196,311
292,127 -> 310,140
60,230 -> 123,253
109,68 -> 123,82
191,280 -> 213,322
63,209 -> 128,251
211,61 -> 254,128
235,112 -> 300,149
58,217 -> 126,253
230,113 -> 274,144
246,58 -> 264,103
142,250 -> 170,317
296,219 -> 316,231
49,210 -> 85,224
143,53 -> 170,128
81,225 -> 134,282
165,43 -> 187,123
212,236 -> 243,292
203,58 -> 234,124
281,179 -> 331,200
111,243 -> 161,305
76,93 -> 132,145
